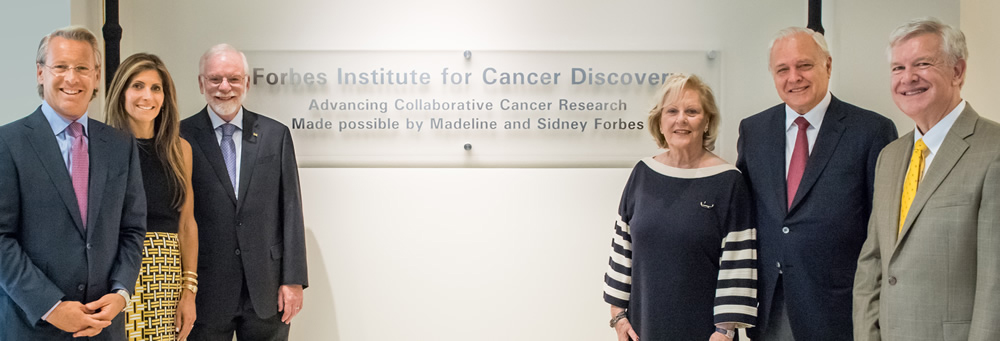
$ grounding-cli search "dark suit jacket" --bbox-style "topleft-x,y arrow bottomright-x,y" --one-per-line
736,96 -> 897,340
0,107 -> 146,340
180,107 -> 307,325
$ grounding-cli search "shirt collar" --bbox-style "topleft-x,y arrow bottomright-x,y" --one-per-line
914,99 -> 965,155
785,91 -> 832,132
207,105 -> 244,131
41,100 -> 89,137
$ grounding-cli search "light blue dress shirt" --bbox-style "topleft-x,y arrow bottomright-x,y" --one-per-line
40,101 -> 88,171
207,106 -> 244,199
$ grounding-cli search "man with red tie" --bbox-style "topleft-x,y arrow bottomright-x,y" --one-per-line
0,26 -> 146,340
736,27 -> 897,340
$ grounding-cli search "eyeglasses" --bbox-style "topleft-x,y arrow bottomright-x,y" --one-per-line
41,63 -> 96,77
202,74 -> 246,87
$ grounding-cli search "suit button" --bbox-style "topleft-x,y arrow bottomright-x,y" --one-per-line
86,243 -> 92,250
235,249 -> 241,256
237,221 -> 243,227
888,276 -> 897,285
77,284 -> 85,291
782,226 -> 790,234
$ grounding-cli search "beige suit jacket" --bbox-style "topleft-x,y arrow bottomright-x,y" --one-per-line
854,104 -> 1000,341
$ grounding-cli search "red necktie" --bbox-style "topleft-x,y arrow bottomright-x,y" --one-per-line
787,117 -> 810,209
68,122 -> 89,228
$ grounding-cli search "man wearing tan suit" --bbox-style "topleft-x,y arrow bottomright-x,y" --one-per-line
854,17 -> 1000,341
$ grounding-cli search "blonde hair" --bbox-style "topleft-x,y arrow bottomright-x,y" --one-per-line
105,53 -> 187,209
36,26 -> 102,99
647,74 -> 720,151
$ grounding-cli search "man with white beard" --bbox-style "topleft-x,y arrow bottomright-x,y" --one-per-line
180,44 -> 309,341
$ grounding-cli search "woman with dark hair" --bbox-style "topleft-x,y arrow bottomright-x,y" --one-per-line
105,53 -> 198,341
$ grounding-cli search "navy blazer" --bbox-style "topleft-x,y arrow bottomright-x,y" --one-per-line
0,108 -> 146,340
736,96 -> 896,340
180,107 -> 308,325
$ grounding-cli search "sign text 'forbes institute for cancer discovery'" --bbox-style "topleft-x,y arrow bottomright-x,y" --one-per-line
242,51 -> 720,167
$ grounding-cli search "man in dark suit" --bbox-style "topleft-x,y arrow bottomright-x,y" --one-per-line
737,27 -> 897,340
182,44 -> 308,340
0,26 -> 146,340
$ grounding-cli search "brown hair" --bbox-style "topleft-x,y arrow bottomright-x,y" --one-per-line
647,74 -> 720,151
105,53 -> 186,209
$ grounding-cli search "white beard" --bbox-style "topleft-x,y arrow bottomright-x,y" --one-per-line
210,101 -> 241,118
208,92 -> 244,118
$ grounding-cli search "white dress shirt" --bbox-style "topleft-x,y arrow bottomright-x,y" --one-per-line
784,91 -> 832,177
913,100 -> 965,178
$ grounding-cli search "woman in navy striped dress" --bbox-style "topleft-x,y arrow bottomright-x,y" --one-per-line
604,74 -> 757,341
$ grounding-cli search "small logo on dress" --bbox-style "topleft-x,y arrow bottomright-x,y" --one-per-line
700,201 -> 714,209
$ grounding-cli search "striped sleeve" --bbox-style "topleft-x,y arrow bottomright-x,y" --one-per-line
713,177 -> 758,328
603,215 -> 632,308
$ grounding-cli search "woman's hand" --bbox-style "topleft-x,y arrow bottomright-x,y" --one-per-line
614,318 -> 638,341
709,330 -> 733,341
175,292 -> 197,341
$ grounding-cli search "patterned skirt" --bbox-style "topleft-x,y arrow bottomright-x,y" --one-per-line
124,232 -> 182,341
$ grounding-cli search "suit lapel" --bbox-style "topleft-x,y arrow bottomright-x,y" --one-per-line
236,110 -> 260,213
896,105 -> 977,244
23,110 -> 86,237
789,97 -> 847,212
85,121 -> 109,238
763,108 -> 788,218
192,109 -> 238,205
882,134 -> 910,258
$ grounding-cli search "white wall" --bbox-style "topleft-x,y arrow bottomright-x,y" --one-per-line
0,1 -> 70,122
961,0 -> 1000,122
0,1 -> 974,340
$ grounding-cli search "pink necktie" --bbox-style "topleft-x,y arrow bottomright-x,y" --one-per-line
68,122 -> 88,228
787,117 -> 810,209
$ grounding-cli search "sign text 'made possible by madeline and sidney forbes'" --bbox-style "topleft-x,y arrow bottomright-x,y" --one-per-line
242,51 -> 720,167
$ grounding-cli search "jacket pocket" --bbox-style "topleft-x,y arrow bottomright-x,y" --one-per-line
942,321 -> 970,341
257,154 -> 277,164
270,243 -> 283,260
926,193 -> 972,208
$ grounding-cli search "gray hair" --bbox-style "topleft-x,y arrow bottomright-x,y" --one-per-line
199,43 -> 250,76
768,27 -> 830,71
887,17 -> 967,66
36,26 -> 102,99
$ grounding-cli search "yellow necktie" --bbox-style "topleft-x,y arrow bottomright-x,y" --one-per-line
899,139 -> 929,235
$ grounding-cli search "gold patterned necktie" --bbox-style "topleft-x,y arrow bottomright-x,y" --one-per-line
899,139 -> 929,235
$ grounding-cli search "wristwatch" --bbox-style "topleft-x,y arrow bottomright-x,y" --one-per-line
609,310 -> 628,328
714,326 -> 735,338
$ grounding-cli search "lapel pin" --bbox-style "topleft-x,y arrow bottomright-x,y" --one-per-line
253,132 -> 258,137
700,201 -> 714,209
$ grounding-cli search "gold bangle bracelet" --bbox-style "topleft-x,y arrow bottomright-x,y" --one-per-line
182,271 -> 199,278
182,284 -> 198,294
181,277 -> 199,285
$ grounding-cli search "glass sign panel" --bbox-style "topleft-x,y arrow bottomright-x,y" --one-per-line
242,50 -> 721,167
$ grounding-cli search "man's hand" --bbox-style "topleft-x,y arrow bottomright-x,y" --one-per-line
46,301 -> 111,336
84,293 -> 127,321
277,284 -> 304,324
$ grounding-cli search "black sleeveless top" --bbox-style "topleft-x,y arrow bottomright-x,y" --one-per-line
137,138 -> 180,233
